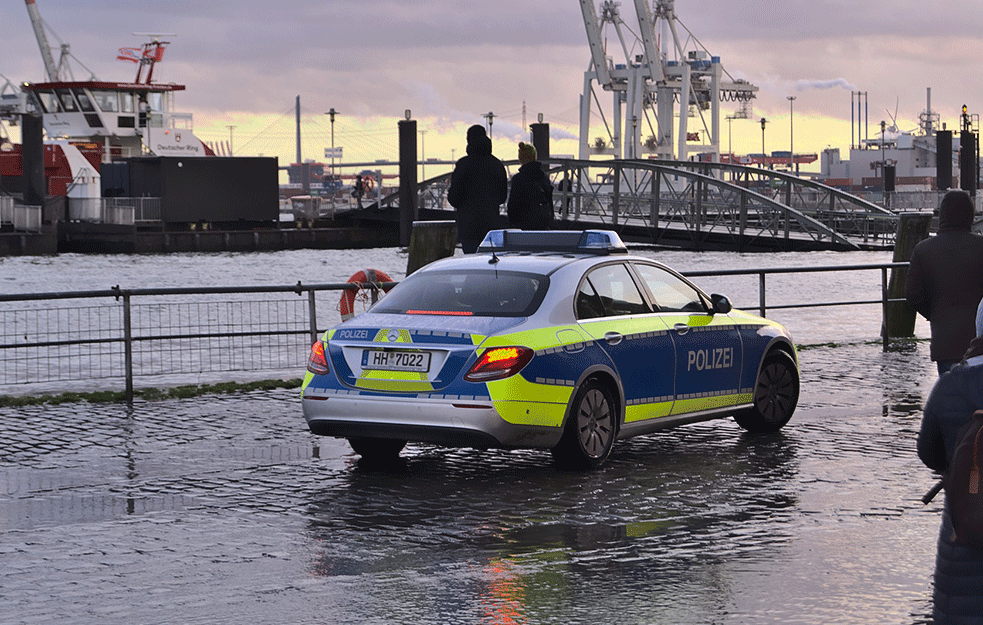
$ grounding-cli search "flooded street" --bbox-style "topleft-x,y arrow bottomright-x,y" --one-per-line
0,341 -> 943,624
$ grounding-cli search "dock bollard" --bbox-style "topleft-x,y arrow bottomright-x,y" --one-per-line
406,220 -> 457,276
883,212 -> 932,343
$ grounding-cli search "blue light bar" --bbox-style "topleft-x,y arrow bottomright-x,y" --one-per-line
476,229 -> 628,255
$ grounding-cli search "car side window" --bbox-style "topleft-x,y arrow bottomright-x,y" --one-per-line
576,281 -> 605,319
581,263 -> 649,317
633,263 -> 707,313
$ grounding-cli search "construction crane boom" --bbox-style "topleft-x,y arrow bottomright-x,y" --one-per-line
578,0 -> 611,87
25,0 -> 59,82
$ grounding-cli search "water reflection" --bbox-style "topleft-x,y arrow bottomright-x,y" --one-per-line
303,424 -> 799,623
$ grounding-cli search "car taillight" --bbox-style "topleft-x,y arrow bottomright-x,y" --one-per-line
464,346 -> 533,382
307,341 -> 329,375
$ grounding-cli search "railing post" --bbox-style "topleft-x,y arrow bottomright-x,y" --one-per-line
123,292 -> 133,403
881,266 -> 889,349
651,169 -> 660,238
759,272 -> 767,318
612,164 -> 621,227
308,288 -> 319,344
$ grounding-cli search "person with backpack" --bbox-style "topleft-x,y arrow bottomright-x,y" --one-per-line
919,320 -> 983,624
506,142 -> 554,231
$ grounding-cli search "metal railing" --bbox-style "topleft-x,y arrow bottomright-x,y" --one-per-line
0,263 -> 912,397
1,197 -> 42,232
67,197 -> 162,224
0,280 -> 391,400
381,159 -> 899,250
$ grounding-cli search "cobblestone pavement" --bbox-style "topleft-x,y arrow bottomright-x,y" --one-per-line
1,342 -> 944,624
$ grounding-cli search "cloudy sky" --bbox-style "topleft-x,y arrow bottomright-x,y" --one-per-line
2,0 -> 980,172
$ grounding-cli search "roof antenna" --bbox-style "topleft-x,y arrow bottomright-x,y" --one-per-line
489,249 -> 499,264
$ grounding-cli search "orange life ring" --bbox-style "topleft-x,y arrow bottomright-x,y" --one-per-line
340,268 -> 394,322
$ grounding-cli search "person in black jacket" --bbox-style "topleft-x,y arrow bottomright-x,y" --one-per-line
506,142 -> 554,230
447,125 -> 508,253
919,328 -> 983,625
906,189 -> 983,375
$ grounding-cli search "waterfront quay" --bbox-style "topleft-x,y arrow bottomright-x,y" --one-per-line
0,340 -> 942,624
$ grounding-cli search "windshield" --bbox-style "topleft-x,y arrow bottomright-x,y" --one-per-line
373,270 -> 548,317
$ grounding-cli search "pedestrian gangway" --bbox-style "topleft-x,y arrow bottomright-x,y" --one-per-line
387,159 -> 902,252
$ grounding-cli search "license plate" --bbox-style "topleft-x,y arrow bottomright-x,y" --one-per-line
361,349 -> 432,373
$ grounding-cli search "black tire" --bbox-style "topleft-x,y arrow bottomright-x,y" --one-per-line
348,437 -> 406,461
735,350 -> 799,433
551,379 -> 618,469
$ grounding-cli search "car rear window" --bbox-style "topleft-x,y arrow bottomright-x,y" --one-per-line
373,270 -> 548,317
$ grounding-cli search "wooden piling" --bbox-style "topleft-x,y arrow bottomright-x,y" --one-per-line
883,212 -> 933,341
406,220 -> 458,276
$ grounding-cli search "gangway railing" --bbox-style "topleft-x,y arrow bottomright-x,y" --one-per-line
379,158 -> 899,251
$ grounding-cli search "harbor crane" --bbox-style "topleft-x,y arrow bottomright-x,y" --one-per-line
24,0 -> 97,82
577,0 -> 758,162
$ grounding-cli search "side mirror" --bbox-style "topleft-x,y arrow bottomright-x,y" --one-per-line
710,293 -> 732,315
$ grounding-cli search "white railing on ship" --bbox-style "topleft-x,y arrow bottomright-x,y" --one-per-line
0,195 -> 12,224
1,198 -> 42,232
67,197 -> 162,224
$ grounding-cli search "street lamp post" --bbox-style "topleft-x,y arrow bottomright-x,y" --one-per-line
226,124 -> 236,156
483,111 -> 495,138
419,129 -> 427,181
726,115 -> 735,161
325,108 -> 339,174
759,117 -> 768,170
787,96 -> 796,172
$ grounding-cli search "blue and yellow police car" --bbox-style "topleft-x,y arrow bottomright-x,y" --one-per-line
301,230 -> 799,469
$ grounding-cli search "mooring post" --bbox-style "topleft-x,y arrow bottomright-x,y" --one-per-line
123,292 -> 133,403
406,220 -> 457,276
883,212 -> 933,343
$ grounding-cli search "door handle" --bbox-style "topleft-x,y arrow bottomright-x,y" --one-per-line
674,323 -> 690,335
604,331 -> 623,345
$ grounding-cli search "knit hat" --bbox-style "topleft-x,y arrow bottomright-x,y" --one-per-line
518,142 -> 537,163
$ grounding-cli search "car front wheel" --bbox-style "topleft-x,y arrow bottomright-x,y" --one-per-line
735,350 -> 799,433
551,379 -> 617,469
348,437 -> 407,461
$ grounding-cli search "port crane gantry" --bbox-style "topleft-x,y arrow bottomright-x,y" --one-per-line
577,0 -> 758,162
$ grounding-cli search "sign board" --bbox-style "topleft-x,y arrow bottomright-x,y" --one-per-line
324,147 -> 343,158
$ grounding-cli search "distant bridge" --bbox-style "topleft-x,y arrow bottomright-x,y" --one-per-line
374,158 -> 902,252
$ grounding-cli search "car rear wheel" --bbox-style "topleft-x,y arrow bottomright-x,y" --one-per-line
551,379 -> 617,469
735,350 -> 799,433
348,437 -> 407,461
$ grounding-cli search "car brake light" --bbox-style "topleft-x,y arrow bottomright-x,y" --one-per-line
307,341 -> 329,375
464,346 -> 534,382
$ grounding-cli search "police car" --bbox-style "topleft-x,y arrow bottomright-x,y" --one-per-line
301,230 -> 799,469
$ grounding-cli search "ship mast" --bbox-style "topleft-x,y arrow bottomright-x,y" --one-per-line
24,0 -> 59,82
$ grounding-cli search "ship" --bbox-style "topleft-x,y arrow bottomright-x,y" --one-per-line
819,88 -> 979,195
1,0 -> 277,242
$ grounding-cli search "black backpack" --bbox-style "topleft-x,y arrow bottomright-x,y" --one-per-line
533,180 -> 554,228
945,409 -> 983,549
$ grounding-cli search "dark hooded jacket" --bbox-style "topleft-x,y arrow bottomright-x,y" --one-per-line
906,191 -> 983,362
507,160 -> 554,230
447,133 -> 508,249
918,345 -> 983,624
